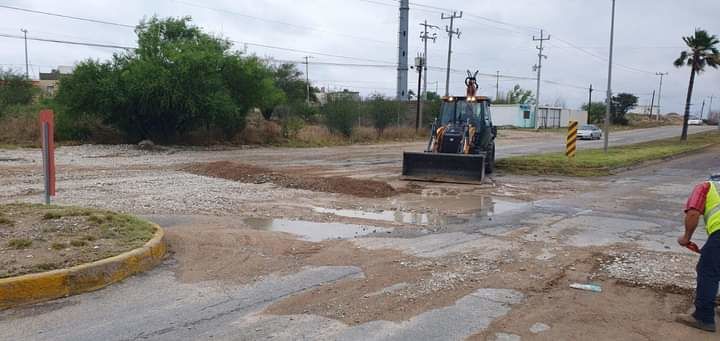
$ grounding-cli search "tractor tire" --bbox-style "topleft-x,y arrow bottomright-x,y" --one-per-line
485,143 -> 496,174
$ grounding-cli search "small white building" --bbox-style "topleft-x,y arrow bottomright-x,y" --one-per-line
490,104 -> 588,128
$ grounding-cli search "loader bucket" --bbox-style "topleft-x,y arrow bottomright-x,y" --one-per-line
401,152 -> 486,184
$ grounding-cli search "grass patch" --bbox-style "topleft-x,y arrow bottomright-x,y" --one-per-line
0,215 -> 13,226
97,213 -> 156,247
43,207 -> 97,220
51,242 -> 67,250
70,240 -> 87,247
497,131 -> 720,177
7,239 -> 32,249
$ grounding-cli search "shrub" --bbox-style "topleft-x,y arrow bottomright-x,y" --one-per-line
365,94 -> 404,137
322,98 -> 360,137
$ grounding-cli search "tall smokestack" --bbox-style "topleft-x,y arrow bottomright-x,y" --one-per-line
397,0 -> 409,101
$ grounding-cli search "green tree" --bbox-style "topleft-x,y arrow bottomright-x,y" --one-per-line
366,94 -> 403,136
56,16 -> 283,143
272,63 -> 315,105
494,84 -> 534,105
610,93 -> 638,125
674,28 -> 719,140
0,70 -> 35,115
322,97 -> 360,137
582,102 -> 607,124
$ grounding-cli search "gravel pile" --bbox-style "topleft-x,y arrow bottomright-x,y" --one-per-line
599,250 -> 697,290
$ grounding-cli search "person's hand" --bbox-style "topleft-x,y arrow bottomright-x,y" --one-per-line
677,235 -> 691,247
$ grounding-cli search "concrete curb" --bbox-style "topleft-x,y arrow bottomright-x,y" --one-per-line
0,224 -> 166,310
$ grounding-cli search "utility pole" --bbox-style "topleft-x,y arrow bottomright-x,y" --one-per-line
441,11 -> 462,96
21,28 -> 29,79
304,56 -> 312,105
648,90 -> 656,118
415,56 -> 424,134
532,29 -> 550,127
588,84 -> 593,110
419,21 -> 438,100
700,99 -> 706,119
496,71 -> 500,101
603,0 -> 616,153
655,72 -> 668,120
397,0 -> 410,100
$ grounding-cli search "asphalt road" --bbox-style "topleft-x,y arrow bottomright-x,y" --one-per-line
497,125 -> 716,157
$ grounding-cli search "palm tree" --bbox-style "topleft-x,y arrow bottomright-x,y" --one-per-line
674,29 -> 719,141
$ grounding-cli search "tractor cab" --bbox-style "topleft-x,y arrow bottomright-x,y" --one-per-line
439,96 -> 492,128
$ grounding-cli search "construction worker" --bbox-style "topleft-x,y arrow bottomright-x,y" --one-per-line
676,174 -> 720,332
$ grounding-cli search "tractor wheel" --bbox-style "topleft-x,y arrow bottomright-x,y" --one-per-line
485,143 -> 496,174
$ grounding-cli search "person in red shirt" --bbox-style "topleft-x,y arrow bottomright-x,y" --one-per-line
676,174 -> 720,332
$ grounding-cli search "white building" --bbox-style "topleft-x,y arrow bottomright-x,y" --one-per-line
490,104 -> 588,128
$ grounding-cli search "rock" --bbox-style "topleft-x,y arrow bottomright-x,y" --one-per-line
492,332 -> 522,341
137,140 -> 157,151
529,322 -> 551,334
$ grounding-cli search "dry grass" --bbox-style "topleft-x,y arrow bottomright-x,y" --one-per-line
0,115 -> 39,147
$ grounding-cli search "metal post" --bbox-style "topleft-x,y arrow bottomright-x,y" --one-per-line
304,56 -> 310,105
21,28 -> 29,79
42,122 -> 50,205
603,0 -> 616,153
649,90 -> 655,118
496,71 -> 500,101
441,11 -> 462,96
533,30 -> 550,125
655,72 -> 667,120
415,57 -> 424,133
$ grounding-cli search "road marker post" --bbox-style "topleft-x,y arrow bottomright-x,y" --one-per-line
566,120 -> 578,160
39,109 -> 56,204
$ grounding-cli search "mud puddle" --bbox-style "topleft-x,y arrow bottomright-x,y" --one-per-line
242,218 -> 391,242
315,196 -> 529,226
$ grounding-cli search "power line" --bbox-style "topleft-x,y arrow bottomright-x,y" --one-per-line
171,0 -> 396,46
0,32 -> 135,50
0,4 -> 134,28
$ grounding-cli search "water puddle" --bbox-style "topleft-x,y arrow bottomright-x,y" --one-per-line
314,196 -> 528,226
242,218 -> 390,242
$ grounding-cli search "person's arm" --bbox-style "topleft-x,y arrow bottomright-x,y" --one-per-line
678,182 -> 710,246
678,209 -> 701,246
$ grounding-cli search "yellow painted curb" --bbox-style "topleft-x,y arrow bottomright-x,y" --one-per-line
0,224 -> 166,309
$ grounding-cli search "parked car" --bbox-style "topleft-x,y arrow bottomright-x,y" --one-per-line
577,124 -> 603,140
688,116 -> 703,125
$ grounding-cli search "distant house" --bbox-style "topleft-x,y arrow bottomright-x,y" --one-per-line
316,88 -> 361,105
37,66 -> 74,96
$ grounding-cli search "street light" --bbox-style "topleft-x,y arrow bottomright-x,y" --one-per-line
603,0 -> 616,153
20,28 -> 28,79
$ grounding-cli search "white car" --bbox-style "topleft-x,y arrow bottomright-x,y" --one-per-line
688,116 -> 703,125
577,124 -> 603,140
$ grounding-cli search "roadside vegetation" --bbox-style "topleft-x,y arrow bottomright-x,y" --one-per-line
497,131 -> 720,177
0,204 -> 156,278
0,16 -> 435,148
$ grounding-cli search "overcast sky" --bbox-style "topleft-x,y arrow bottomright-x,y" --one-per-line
1,0 -> 719,114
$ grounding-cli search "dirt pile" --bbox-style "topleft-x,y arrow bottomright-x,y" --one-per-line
183,161 -> 399,198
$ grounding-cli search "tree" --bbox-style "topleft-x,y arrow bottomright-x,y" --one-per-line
0,70 -> 35,115
674,28 -> 719,141
610,93 -> 638,125
582,102 -> 607,124
494,84 -> 534,105
56,16 -> 283,143
262,63 -> 316,120
366,94 -> 403,136
322,97 -> 360,137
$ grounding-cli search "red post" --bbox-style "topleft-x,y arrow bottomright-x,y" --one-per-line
39,110 -> 56,200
